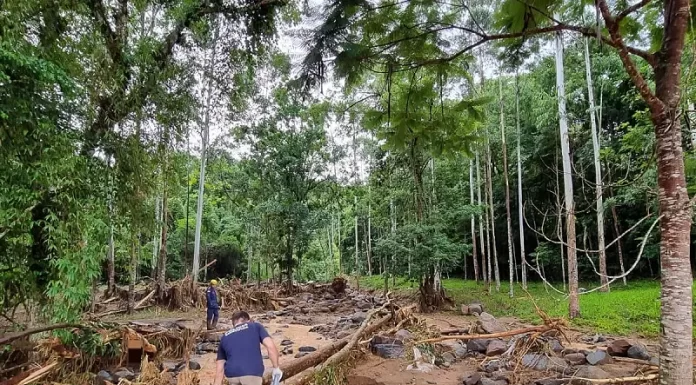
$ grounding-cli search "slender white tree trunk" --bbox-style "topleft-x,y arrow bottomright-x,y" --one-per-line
499,78 -> 515,297
687,101 -> 696,148
192,23 -> 218,285
476,152 -> 488,286
152,197 -> 161,277
354,195 -> 359,275
584,38 -> 608,292
469,159 -> 479,282
486,139 -> 500,292
515,74 -> 527,290
555,29 -> 580,317
367,186 -> 372,276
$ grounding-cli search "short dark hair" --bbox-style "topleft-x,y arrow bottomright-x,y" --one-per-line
231,311 -> 250,323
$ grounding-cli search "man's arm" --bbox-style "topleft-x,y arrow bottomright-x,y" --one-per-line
213,359 -> 225,385
262,337 -> 280,369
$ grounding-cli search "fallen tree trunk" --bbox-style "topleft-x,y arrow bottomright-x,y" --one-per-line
261,340 -> 349,385
416,323 -> 560,344
263,303 -> 417,385
571,374 -> 658,384
0,324 -> 83,346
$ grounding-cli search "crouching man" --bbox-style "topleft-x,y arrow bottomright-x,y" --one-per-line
213,311 -> 282,385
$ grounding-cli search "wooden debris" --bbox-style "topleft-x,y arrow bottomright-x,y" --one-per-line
416,323 -> 563,344
571,374 -> 658,384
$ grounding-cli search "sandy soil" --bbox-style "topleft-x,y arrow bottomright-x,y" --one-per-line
197,321 -> 333,383
347,356 -> 478,385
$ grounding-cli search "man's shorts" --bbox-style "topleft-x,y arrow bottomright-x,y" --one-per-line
227,376 -> 262,385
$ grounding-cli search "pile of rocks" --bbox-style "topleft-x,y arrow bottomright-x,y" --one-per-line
95,360 -> 202,385
368,329 -> 415,359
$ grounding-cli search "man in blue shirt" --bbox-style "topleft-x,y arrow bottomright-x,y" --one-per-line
214,311 -> 282,385
206,280 -> 220,330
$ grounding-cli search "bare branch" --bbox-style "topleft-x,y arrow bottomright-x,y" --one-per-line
616,0 -> 653,23
597,0 -> 662,111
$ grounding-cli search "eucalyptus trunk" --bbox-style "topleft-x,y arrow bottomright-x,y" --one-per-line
499,78 -> 515,297
555,29 -> 580,318
156,189 -> 168,299
486,139 -> 500,292
469,159 -> 479,282
476,152 -> 488,286
192,22 -> 218,286
584,38 -> 608,292
515,73 -> 527,290
127,230 -> 137,314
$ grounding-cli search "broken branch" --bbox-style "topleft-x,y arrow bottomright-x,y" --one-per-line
416,323 -> 560,344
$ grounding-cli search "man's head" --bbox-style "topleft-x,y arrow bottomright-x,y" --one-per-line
210,279 -> 218,286
231,310 -> 250,326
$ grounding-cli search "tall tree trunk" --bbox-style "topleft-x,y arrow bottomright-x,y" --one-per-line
584,38 -> 608,292
156,189 -> 168,299
127,230 -> 137,314
192,22 -> 218,286
610,203 -> 627,285
477,152 -> 488,286
152,197 -> 160,279
515,73 -> 527,290
367,187 -> 372,276
354,195 -> 359,276
499,78 -> 515,297
554,29 -> 580,318
469,159 -> 479,282
486,139 -> 500,292
106,161 -> 116,296
555,150 -> 566,291
687,100 -> 696,149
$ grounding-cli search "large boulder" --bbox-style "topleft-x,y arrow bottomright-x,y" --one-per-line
486,340 -> 507,356
467,338 -> 492,353
586,350 -> 612,366
627,343 -> 650,361
564,353 -> 587,366
606,339 -> 631,356
571,366 -> 610,384
522,354 -> 549,371
95,370 -> 115,385
477,312 -> 505,334
371,344 -> 405,359
469,303 -> 484,315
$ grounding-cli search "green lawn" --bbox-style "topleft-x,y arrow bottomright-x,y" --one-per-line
360,277 -> 684,339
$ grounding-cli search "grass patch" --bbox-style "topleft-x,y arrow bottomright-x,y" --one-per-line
360,277 -> 687,338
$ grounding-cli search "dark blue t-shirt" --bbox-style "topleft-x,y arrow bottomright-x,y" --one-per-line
216,321 -> 270,378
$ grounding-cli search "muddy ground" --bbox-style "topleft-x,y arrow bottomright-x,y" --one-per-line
101,285 -> 660,385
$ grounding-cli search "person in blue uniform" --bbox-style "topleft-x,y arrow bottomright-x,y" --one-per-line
206,279 -> 220,330
213,310 -> 282,385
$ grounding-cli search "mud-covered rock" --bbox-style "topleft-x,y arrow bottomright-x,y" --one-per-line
483,359 -> 502,373
627,343 -> 650,360
461,372 -> 481,385
564,353 -> 587,366
571,366 -> 610,383
95,370 -> 114,385
467,338 -> 491,353
607,339 -> 630,356
468,303 -> 484,315
479,378 -> 508,385
299,346 -> 317,352
280,339 -> 293,346
112,368 -> 135,382
371,344 -> 405,359
477,312 -> 505,334
486,340 -> 507,356
522,354 -> 549,371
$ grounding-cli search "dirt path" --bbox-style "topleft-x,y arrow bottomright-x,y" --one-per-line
197,322 -> 332,383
